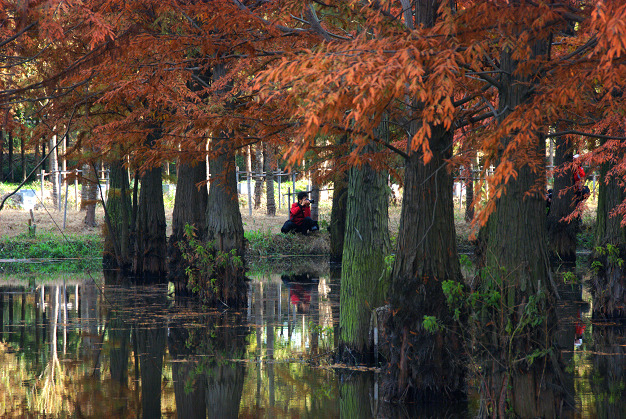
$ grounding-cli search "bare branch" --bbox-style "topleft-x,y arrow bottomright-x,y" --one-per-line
548,130 -> 626,141
0,22 -> 37,49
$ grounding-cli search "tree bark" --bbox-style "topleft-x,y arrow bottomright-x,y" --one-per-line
547,136 -> 577,264
0,130 -> 4,181
104,158 -> 132,271
168,159 -> 208,295
477,36 -> 570,418
385,127 -> 465,401
591,146 -> 626,319
339,141 -> 390,362
8,131 -> 13,182
20,136 -> 25,182
310,173 -> 320,221
264,143 -> 276,216
254,144 -> 263,209
382,0 -> 465,401
82,162 -> 98,226
205,140 -> 246,306
134,162 -> 167,282
330,136 -> 348,263
465,164 -> 474,222
49,135 -> 58,208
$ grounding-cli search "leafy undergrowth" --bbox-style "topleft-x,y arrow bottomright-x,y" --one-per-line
0,232 -> 102,274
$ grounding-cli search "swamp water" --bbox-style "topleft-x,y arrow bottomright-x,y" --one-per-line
0,261 -> 623,418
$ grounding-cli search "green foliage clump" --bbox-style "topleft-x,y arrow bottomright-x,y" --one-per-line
177,224 -> 243,298
435,265 -> 550,370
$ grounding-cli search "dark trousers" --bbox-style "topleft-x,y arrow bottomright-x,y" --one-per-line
281,217 -> 319,234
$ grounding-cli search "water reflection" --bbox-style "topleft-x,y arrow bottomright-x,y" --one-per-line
0,267 -> 622,417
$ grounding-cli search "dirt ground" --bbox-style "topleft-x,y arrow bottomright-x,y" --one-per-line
0,195 -> 595,244
0,200 -> 407,240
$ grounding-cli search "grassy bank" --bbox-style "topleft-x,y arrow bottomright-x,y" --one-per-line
0,232 -> 102,274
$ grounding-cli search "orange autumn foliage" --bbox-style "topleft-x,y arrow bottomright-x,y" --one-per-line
1,0 -> 625,224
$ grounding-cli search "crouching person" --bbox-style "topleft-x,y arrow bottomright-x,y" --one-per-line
281,191 -> 319,235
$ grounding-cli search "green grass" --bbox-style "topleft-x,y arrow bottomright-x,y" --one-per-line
245,229 -> 328,257
0,232 -> 102,274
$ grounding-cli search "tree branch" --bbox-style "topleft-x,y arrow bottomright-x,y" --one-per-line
548,130 -> 626,141
0,22 -> 37,49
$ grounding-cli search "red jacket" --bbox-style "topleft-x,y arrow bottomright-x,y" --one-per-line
290,202 -> 310,225
574,165 -> 585,188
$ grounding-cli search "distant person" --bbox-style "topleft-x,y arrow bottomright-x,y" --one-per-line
281,191 -> 319,234
572,154 -> 590,206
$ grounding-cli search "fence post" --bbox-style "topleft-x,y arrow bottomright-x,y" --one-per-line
57,170 -> 62,211
74,169 -> 79,211
40,169 -> 45,199
63,180 -> 69,229
287,187 -> 291,217
247,168 -> 252,217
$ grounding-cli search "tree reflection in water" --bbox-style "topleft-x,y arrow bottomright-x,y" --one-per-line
168,295 -> 249,419
0,267 -> 623,417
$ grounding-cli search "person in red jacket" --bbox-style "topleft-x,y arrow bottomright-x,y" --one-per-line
573,154 -> 585,190
573,154 -> 590,206
281,191 -> 319,234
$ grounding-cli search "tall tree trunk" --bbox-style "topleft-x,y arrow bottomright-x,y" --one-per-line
134,162 -> 167,282
254,144 -> 263,209
310,173 -> 320,221
0,130 -> 4,181
82,162 -> 98,226
465,163 -> 474,222
330,135 -> 348,263
591,146 -> 626,319
8,131 -> 13,182
104,158 -> 132,271
20,137 -> 25,182
34,139 -> 39,170
385,127 -> 465,401
383,0 -> 465,401
168,159 -> 208,295
264,143 -> 276,216
477,37 -> 570,417
339,141 -> 390,362
547,136 -> 577,264
204,140 -> 246,306
49,135 -> 58,208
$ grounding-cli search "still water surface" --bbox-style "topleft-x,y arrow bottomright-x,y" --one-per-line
0,263 -> 623,418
